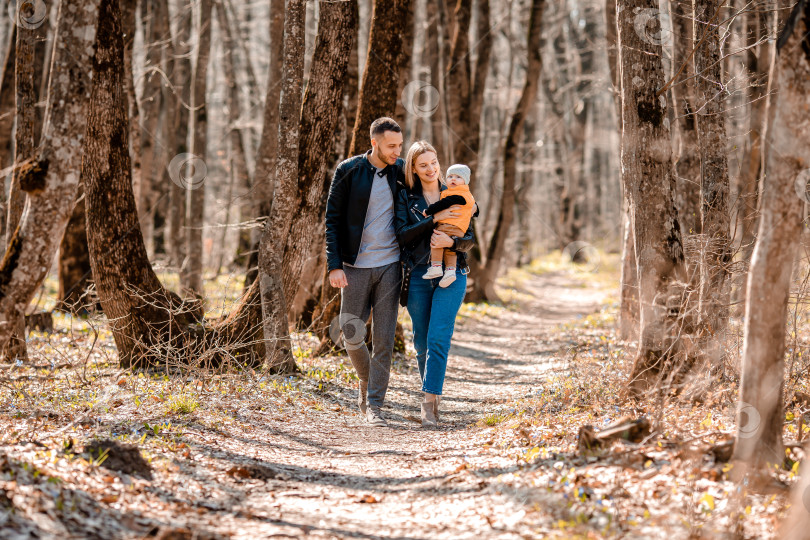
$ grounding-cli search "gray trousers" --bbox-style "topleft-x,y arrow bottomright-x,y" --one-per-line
339,261 -> 401,408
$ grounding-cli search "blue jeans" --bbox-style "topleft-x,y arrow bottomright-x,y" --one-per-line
406,264 -> 467,395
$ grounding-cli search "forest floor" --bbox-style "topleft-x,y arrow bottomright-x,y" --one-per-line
0,254 -> 800,539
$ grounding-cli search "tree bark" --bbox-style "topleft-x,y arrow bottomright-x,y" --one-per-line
425,0 -> 449,167
693,0 -> 731,367
244,0 -> 286,289
167,0 -> 192,269
393,0 -> 416,127
57,192 -> 92,312
83,0 -> 264,371
607,0 -> 638,339
215,0 -> 250,273
310,0 -> 359,343
671,0 -> 702,240
0,25 -> 15,242
735,5 -> 772,310
138,0 -> 170,259
348,0 -> 411,155
344,0 -> 360,158
619,206 -> 640,340
183,0 -> 213,296
281,0 -> 356,309
256,0 -> 307,371
618,0 -> 687,395
0,0 -> 102,353
5,11 -> 45,362
445,0 -> 473,165
732,0 -> 810,470
215,0 -> 253,269
467,0 -> 545,303
120,0 -> 142,214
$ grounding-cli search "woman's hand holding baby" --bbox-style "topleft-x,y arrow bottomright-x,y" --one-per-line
430,230 -> 454,249
433,205 -> 462,222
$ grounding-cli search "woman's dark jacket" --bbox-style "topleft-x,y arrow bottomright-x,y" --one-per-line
324,151 -> 405,272
394,183 -> 477,269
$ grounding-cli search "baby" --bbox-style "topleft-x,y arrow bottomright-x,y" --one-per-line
422,164 -> 476,287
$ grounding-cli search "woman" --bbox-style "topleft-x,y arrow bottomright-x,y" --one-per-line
395,141 -> 477,428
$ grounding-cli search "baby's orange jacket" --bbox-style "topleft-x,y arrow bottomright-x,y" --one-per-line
438,184 -> 475,232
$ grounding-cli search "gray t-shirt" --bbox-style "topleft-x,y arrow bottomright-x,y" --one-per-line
346,166 -> 400,268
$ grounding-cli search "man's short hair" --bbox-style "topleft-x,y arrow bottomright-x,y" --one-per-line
370,117 -> 401,139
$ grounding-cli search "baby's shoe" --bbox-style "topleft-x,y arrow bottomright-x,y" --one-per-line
439,267 -> 456,288
423,264 -> 443,279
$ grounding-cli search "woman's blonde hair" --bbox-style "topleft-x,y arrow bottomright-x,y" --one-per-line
404,140 -> 442,190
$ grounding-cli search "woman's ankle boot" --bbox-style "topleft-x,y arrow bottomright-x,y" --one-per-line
434,395 -> 441,422
421,393 -> 438,428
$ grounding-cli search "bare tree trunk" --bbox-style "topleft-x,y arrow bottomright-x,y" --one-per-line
393,0 -> 416,127
120,0 -> 142,216
468,0 -> 491,171
0,0 -> 102,352
183,0 -> 213,296
215,0 -> 250,272
310,0 -> 360,346
618,0 -> 687,395
138,0 -> 169,258
445,0 -> 473,164
607,0 -> 638,340
167,0 -> 192,268
84,0 -> 265,371
85,0 -> 186,369
5,11 -> 46,362
256,0 -> 307,371
693,0 -> 730,367
619,206 -> 639,340
732,1 -> 810,470
349,0 -> 410,155
735,6 -> 772,309
426,0 -> 449,166
216,0 -> 254,269
244,0 -> 285,289
57,192 -> 92,312
344,0 -> 360,158
281,0 -> 356,307
468,0 -> 545,303
671,0 -> 702,241
0,25 -> 16,242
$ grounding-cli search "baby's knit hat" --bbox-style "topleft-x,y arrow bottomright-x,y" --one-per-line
446,164 -> 471,185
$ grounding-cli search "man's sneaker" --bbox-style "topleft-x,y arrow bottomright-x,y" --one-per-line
438,268 -> 456,288
423,265 -> 443,279
366,406 -> 387,427
358,380 -> 368,414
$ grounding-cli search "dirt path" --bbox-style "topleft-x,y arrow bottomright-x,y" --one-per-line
0,268 -> 610,540
194,269 -> 609,539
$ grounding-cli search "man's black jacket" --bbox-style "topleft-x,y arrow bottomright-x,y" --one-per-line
324,151 -> 405,272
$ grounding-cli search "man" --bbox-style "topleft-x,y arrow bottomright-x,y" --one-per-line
325,117 -> 404,427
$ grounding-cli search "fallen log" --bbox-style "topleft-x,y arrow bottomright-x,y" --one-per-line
578,416 -> 651,454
